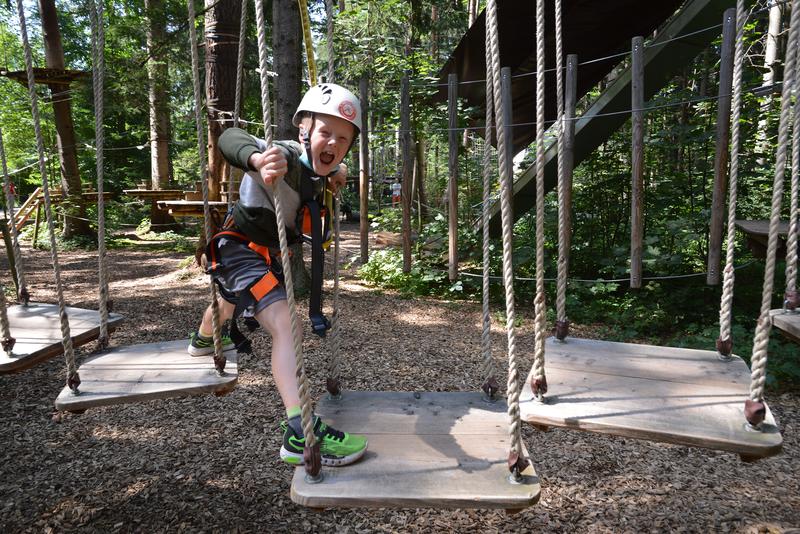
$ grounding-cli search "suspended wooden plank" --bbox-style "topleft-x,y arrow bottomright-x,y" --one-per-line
0,303 -> 123,374
771,309 -> 800,344
520,337 -> 782,459
54,339 -> 237,411
290,391 -> 540,510
734,219 -> 790,259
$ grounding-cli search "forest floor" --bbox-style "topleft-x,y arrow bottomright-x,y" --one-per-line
1,222 -> 798,533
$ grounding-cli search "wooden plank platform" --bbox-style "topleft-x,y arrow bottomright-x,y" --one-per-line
54,339 -> 237,411
0,303 -> 124,374
156,200 -> 229,219
123,189 -> 185,201
520,338 -> 782,459
771,309 -> 800,344
735,219 -> 789,259
290,391 -> 540,510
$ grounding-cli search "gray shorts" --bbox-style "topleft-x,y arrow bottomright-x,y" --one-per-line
210,235 -> 287,316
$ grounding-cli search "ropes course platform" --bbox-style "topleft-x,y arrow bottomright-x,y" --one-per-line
771,310 -> 800,344
54,340 -> 237,411
520,338 -> 782,459
290,390 -> 540,510
735,220 -> 790,259
156,200 -> 228,219
0,303 -> 123,374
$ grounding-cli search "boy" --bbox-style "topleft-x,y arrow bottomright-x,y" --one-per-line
189,84 -> 367,467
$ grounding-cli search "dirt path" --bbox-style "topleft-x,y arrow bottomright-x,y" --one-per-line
1,223 -> 798,533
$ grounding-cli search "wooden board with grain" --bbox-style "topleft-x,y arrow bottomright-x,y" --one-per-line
520,337 -> 782,458
0,303 -> 124,374
290,390 -> 540,509
54,339 -> 237,411
771,309 -> 800,344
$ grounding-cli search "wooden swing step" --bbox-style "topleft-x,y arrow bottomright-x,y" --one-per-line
54,339 -> 238,411
0,303 -> 124,374
771,309 -> 800,344
290,390 -> 540,510
520,337 -> 782,459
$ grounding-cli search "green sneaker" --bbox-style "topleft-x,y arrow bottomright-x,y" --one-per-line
187,331 -> 235,356
280,417 -> 368,467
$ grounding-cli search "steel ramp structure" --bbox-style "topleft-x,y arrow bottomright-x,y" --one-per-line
519,337 -> 782,459
290,390 -> 540,510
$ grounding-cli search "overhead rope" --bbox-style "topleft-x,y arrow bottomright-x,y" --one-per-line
15,0 -> 78,392
187,0 -> 225,373
486,0 -> 528,480
226,0 -> 248,210
746,0 -> 800,429
323,0 -> 344,399
718,1 -> 746,359
0,126 -> 29,303
530,0 -> 548,400
253,0 -> 321,480
298,0 -> 318,85
89,0 -> 110,349
554,0 -> 569,342
786,38 -> 799,312
479,6 -> 497,400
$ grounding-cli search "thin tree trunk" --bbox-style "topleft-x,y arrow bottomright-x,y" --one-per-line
147,0 -> 171,190
38,0 -> 89,238
273,0 -> 308,293
756,2 -> 786,160
205,0 -> 241,202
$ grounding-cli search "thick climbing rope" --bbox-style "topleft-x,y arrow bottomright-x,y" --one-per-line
226,0 -> 248,210
530,0 -> 548,399
89,0 -> 110,348
15,0 -> 78,392
298,0 -> 318,84
479,21 -> 496,398
747,0 -> 800,427
0,127 -> 28,303
554,0 -> 570,341
323,1 -> 344,398
786,40 -> 799,310
0,281 -> 13,354
253,0 -> 320,477
486,0 -> 526,477
187,0 -> 226,373
717,0 -> 746,358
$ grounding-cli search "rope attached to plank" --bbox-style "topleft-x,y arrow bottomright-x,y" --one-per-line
15,0 -> 78,392
746,0 -> 800,428
254,0 -> 321,479
187,0 -> 226,373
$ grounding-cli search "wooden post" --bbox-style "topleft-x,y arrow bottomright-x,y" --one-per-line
0,218 -> 19,295
401,73 -> 412,273
707,8 -> 736,285
32,201 -> 42,248
448,73 -> 459,281
359,74 -> 370,264
630,36 -> 644,289
563,54 -> 577,262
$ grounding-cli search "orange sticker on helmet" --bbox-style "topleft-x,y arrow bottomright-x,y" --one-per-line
338,100 -> 357,121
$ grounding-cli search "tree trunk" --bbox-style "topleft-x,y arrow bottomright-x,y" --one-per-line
146,0 -> 175,228
38,0 -> 89,238
205,0 -> 241,202
756,2 -> 786,160
273,0 -> 308,294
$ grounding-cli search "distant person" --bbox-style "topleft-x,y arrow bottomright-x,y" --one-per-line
391,179 -> 401,208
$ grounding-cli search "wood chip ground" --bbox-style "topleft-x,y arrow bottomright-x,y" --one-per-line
1,223 -> 798,533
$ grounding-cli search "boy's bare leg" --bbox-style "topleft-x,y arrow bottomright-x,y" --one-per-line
255,299 -> 301,409
198,298 -> 235,337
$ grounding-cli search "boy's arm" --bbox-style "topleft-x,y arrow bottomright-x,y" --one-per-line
219,128 -> 269,171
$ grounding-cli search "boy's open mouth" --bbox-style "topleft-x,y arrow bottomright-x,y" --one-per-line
320,151 -> 335,165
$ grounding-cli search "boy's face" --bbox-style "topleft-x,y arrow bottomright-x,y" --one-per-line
299,113 -> 356,176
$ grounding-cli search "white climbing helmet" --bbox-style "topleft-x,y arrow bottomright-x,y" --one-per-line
292,83 -> 362,135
